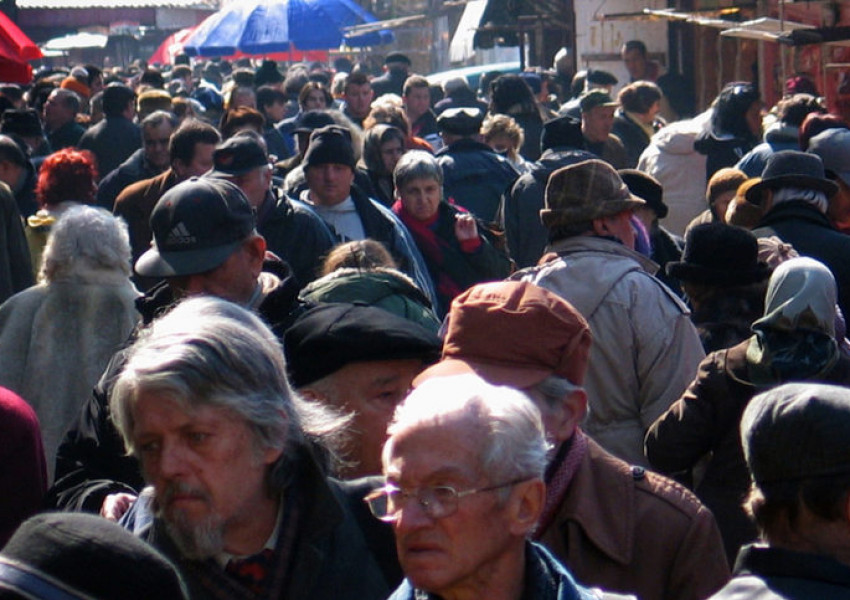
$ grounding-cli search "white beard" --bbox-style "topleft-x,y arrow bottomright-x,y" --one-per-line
158,482 -> 225,560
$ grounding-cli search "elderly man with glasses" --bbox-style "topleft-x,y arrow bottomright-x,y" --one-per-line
405,281 -> 729,600
368,374 -> 631,600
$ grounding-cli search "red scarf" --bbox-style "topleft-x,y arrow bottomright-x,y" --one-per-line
392,200 -> 464,302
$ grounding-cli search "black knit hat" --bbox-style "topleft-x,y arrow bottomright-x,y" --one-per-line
284,303 -> 441,387
0,513 -> 188,600
304,125 -> 356,170
619,169 -> 668,219
666,222 -> 772,286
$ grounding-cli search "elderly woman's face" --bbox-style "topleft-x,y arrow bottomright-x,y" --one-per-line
398,176 -> 441,221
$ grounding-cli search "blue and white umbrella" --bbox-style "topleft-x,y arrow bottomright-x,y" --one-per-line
183,0 -> 394,56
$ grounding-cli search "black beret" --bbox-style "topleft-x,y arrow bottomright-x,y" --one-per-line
0,513 -> 188,600
284,303 -> 442,387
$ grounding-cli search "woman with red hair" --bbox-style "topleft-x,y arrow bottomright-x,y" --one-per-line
26,148 -> 98,276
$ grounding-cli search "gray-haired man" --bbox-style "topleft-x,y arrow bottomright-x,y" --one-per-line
111,296 -> 390,600
370,374 -> 629,600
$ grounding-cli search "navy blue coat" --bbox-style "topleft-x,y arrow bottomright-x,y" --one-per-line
437,138 -> 518,223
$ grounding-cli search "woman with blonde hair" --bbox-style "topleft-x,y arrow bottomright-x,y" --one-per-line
482,113 -> 529,173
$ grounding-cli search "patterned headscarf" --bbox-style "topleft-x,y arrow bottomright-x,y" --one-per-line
747,256 -> 839,384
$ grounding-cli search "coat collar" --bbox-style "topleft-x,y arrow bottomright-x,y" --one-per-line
547,235 -> 659,276
541,436 -> 635,566
757,200 -> 832,230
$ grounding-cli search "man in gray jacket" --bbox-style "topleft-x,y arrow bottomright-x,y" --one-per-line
516,159 -> 704,465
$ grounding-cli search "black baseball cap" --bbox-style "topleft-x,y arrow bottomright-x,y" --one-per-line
135,177 -> 256,278
209,134 -> 268,177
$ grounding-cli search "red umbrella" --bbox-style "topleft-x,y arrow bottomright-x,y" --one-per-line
0,11 -> 41,84
150,26 -> 197,65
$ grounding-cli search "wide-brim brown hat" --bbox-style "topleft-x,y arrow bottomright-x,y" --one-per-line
540,159 -> 645,228
745,150 -> 838,205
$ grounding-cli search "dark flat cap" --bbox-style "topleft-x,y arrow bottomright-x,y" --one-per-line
384,52 -> 411,66
742,383 -> 850,486
210,134 -> 268,177
540,115 -> 585,152
580,89 -> 618,113
284,303 -> 441,388
437,107 -> 484,136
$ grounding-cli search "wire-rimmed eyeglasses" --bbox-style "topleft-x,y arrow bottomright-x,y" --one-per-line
364,478 -> 530,522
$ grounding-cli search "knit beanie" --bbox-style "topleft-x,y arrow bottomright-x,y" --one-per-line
60,77 -> 90,99
304,125 -> 356,170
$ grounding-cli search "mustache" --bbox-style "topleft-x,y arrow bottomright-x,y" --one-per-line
159,481 -> 211,506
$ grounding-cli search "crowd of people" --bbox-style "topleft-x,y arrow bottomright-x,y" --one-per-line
1,38 -> 850,600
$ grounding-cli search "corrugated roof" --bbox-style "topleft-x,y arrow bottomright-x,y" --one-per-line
19,0 -> 216,8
